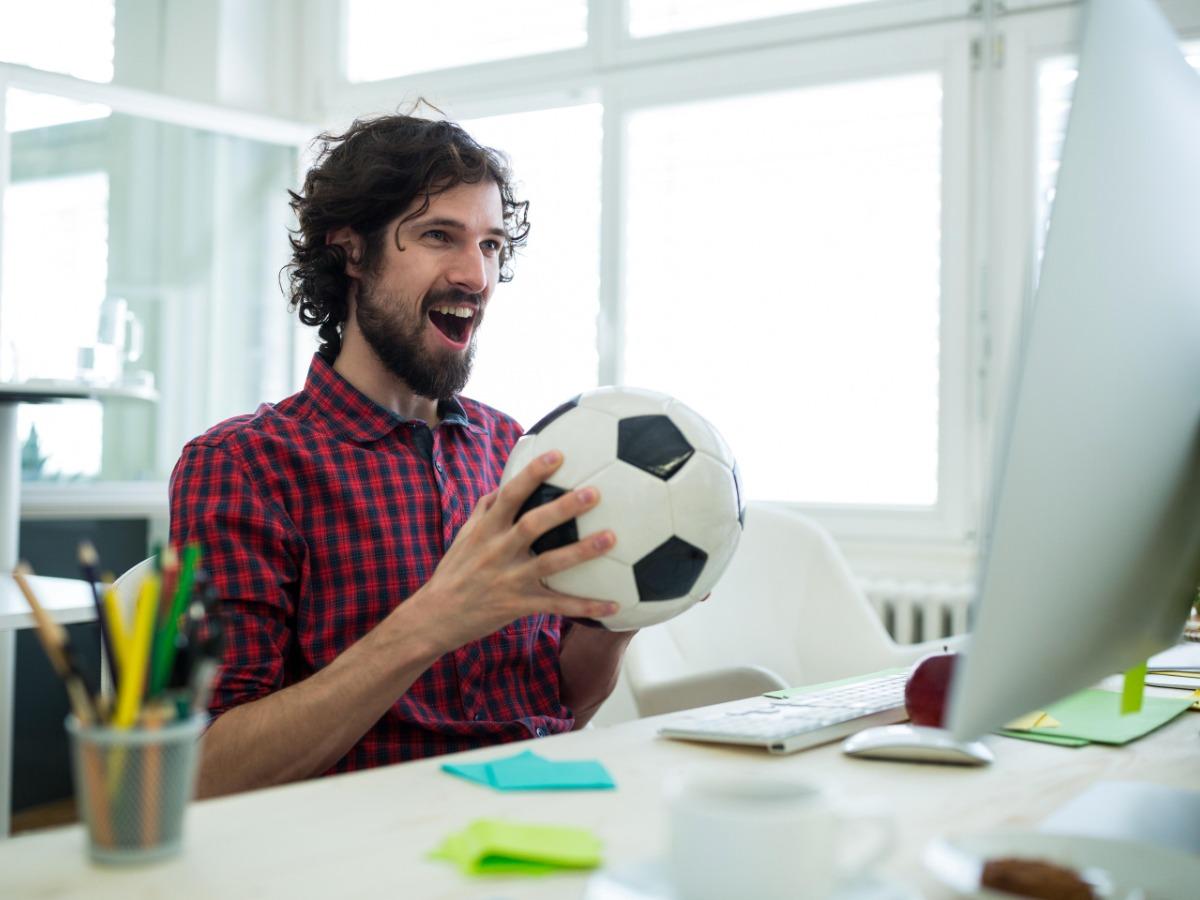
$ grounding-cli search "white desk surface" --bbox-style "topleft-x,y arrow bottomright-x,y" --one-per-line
0,573 -> 96,631
1,693 -> 1197,899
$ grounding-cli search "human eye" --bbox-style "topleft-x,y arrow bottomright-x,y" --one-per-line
423,229 -> 449,242
481,238 -> 503,254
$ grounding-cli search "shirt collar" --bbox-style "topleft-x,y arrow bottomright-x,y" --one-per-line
302,353 -> 478,443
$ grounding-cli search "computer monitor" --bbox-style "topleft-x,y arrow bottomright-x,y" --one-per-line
947,0 -> 1200,741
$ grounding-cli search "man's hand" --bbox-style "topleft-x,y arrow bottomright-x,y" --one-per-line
400,449 -> 619,658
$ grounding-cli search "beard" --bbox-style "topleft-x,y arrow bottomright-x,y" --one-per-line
355,278 -> 483,402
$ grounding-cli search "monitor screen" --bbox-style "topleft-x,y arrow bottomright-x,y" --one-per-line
947,0 -> 1200,740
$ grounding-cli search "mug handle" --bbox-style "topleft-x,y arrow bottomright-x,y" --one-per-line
123,311 -> 144,364
834,810 -> 895,880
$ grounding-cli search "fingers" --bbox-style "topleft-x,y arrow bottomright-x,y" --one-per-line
527,527 -> 615,578
490,450 -> 563,522
534,591 -> 620,621
509,484 -> 601,552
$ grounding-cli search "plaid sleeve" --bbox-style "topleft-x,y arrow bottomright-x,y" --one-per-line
169,440 -> 302,719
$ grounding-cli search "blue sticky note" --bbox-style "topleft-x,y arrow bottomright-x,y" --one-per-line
442,750 -> 615,791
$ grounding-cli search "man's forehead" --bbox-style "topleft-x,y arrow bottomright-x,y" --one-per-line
400,181 -> 504,231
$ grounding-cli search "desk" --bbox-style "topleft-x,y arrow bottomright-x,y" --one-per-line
1,697 -> 1197,898
0,574 -> 96,839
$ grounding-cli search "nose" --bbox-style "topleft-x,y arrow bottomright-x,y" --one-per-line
447,244 -> 489,296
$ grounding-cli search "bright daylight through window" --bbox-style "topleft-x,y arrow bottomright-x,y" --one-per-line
623,73 -> 943,506
344,0 -> 588,81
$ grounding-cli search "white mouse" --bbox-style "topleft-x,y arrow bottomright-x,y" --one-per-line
841,724 -> 994,766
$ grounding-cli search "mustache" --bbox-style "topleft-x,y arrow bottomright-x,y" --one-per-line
421,288 -> 483,314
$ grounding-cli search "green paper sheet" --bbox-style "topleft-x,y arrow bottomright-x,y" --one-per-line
995,730 -> 1090,747
442,750 -> 615,791
430,818 -> 604,877
996,688 -> 1192,746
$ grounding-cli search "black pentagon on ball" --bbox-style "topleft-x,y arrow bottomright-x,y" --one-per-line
526,395 -> 581,435
633,536 -> 708,602
516,484 -> 579,554
617,415 -> 694,480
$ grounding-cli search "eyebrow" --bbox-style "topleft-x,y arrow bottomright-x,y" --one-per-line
409,216 -> 507,240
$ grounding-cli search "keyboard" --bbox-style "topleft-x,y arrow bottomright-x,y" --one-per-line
658,670 -> 911,755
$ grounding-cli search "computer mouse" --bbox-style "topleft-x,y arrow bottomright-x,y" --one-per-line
841,724 -> 994,766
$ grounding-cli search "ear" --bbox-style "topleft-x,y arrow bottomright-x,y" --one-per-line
326,227 -> 365,277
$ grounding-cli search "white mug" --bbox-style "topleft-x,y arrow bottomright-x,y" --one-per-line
666,771 -> 893,900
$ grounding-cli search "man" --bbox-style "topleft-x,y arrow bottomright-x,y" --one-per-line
169,114 -> 632,798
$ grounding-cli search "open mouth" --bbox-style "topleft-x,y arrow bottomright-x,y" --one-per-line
427,303 -> 477,346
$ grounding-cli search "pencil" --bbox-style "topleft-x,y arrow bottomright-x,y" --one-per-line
112,571 -> 160,729
12,564 -> 98,726
78,541 -> 119,694
150,544 -> 199,696
101,584 -> 129,687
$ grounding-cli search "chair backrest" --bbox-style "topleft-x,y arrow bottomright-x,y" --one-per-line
622,503 -> 923,717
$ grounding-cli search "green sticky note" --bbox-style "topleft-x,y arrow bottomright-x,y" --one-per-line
995,688 -> 1191,745
996,730 -> 1091,747
1121,662 -> 1148,714
442,750 -> 615,791
430,819 -> 603,877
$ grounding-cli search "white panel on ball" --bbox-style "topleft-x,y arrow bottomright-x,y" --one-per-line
666,399 -> 734,469
531,406 -> 618,488
609,593 -> 701,631
545,554 -> 641,609
501,434 -> 542,484
667,454 -> 741,544
574,461 -> 674,566
577,386 -> 671,418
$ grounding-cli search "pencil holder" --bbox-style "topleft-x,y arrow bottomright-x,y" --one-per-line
65,713 -> 206,864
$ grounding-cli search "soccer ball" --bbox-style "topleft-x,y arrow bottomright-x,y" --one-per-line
500,387 -> 745,631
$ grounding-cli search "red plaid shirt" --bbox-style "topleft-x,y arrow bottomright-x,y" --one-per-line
169,354 -> 574,773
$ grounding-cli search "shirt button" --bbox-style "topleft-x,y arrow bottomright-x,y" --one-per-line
535,727 -> 548,738
435,462 -> 444,473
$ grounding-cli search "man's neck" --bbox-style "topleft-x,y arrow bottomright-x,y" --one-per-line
333,327 -> 440,426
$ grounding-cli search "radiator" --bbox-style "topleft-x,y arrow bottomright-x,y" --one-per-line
861,578 -> 974,645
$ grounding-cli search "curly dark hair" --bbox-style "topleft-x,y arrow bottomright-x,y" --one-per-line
285,113 -> 530,360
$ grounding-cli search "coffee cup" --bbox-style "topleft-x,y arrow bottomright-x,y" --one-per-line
666,770 -> 893,900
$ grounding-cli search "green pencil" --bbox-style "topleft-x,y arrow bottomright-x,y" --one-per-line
148,544 -> 201,696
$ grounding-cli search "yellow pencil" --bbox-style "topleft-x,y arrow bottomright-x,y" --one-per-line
112,573 -> 159,729
101,584 -> 129,686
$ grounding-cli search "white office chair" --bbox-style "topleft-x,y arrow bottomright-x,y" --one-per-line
622,503 -> 965,717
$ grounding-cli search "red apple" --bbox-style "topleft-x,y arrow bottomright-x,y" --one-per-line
904,650 -> 959,727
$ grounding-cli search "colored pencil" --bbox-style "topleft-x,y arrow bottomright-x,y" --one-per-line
150,544 -> 199,696
12,564 -> 98,726
77,541 -> 119,695
112,571 -> 159,729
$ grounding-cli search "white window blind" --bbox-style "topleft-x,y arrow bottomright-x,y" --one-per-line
623,72 -> 943,506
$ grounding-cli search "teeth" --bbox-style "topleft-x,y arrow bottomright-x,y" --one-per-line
432,305 -> 474,318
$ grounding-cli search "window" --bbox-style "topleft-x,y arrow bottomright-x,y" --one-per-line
460,104 -> 603,429
0,0 -> 114,82
343,0 -> 588,81
1,88 -> 300,484
628,0 -> 874,38
623,73 -> 944,506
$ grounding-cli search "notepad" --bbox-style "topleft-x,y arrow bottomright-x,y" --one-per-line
430,819 -> 603,876
996,688 -> 1193,746
441,749 -> 615,791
